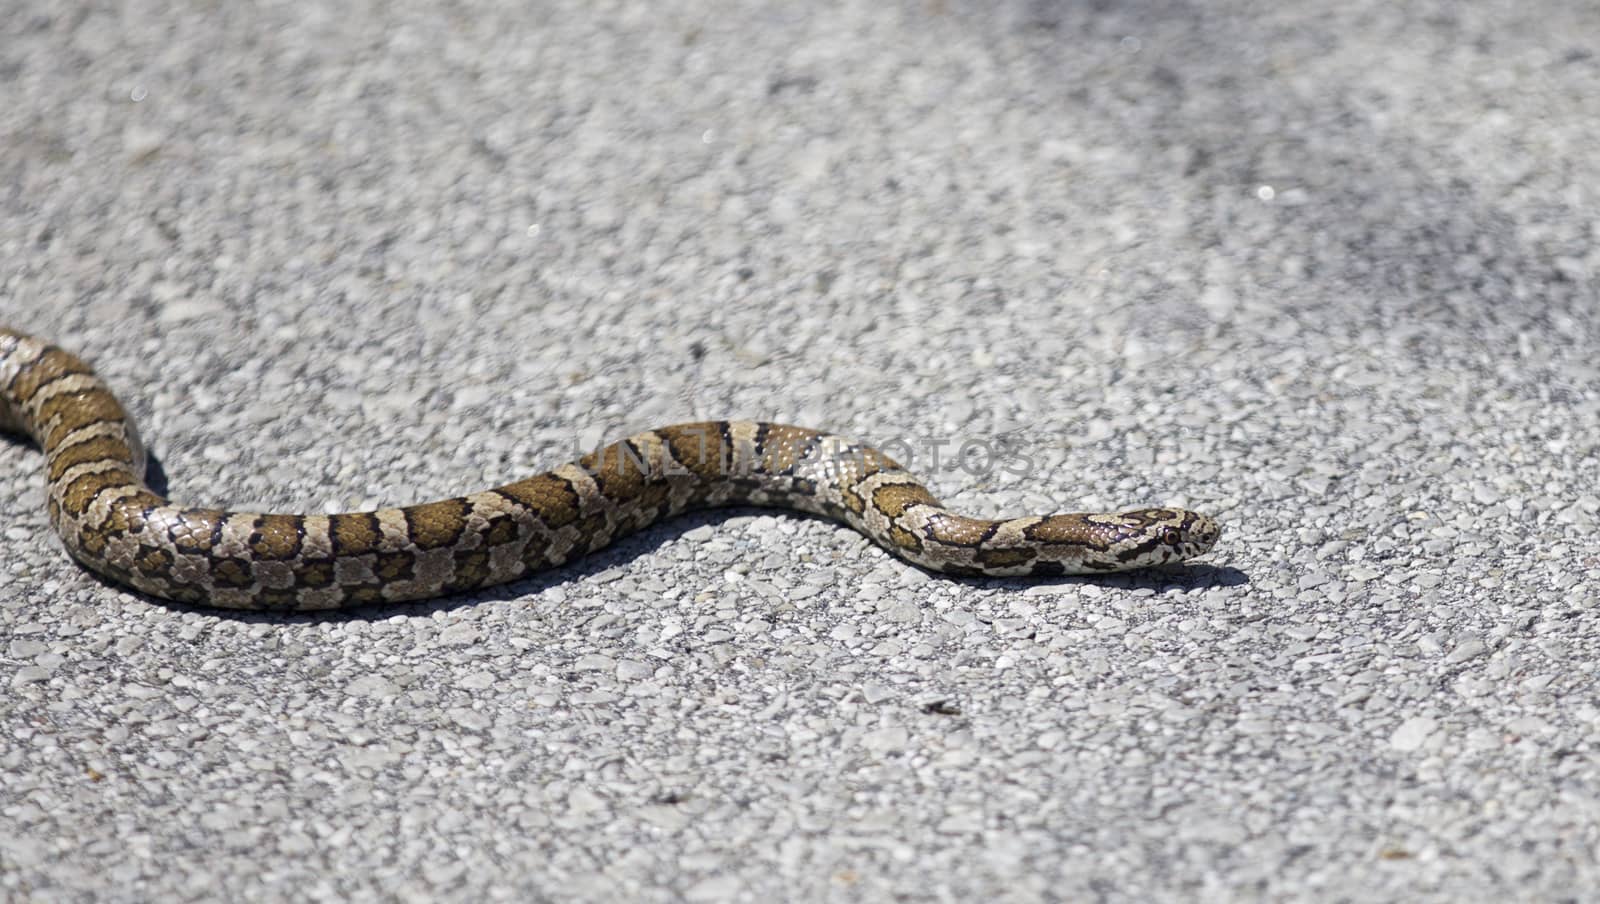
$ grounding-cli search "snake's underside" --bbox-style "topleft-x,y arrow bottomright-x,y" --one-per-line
0,328 -> 1220,611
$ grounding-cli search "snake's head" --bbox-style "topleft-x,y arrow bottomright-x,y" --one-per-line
1118,508 -> 1222,564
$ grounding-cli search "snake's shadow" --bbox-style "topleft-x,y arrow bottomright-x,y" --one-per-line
142,452 -> 171,496
949,560 -> 1249,595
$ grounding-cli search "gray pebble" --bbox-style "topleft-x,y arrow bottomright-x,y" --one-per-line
1390,717 -> 1438,752
1445,637 -> 1489,664
573,654 -> 615,672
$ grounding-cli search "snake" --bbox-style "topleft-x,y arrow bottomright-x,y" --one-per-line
0,328 -> 1221,611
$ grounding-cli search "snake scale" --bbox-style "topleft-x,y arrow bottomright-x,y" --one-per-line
0,328 -> 1220,610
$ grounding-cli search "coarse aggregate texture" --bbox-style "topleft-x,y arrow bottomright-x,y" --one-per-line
3,0 -> 1600,901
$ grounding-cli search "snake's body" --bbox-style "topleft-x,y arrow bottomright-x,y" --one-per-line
1,328 -> 1220,611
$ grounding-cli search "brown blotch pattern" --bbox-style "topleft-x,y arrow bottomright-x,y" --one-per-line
871,482 -> 941,518
374,551 -> 418,582
520,537 -> 551,569
330,513 -> 382,556
445,549 -> 492,591
839,486 -> 867,515
167,508 -> 224,554
582,441 -> 651,500
974,547 -> 1038,568
98,500 -> 141,537
7,348 -> 93,402
255,589 -> 302,611
295,560 -> 337,589
575,512 -> 612,550
759,425 -> 821,474
210,558 -> 256,588
342,586 -> 386,606
46,435 -> 134,483
1024,516 -> 1111,547
249,514 -> 305,561
657,423 -> 729,481
483,516 -> 521,547
78,526 -> 107,556
59,469 -> 137,516
405,499 -> 471,550
134,545 -> 175,577
165,585 -> 206,605
496,474 -> 582,527
37,390 -> 128,449
887,525 -> 923,551
634,481 -> 672,515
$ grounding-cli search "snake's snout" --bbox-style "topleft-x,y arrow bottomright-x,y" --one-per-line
1187,513 -> 1222,557
1115,508 -> 1221,565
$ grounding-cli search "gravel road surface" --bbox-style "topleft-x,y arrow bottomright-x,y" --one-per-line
3,1 -> 1599,900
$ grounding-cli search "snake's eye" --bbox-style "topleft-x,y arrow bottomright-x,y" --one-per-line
1161,528 -> 1183,546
